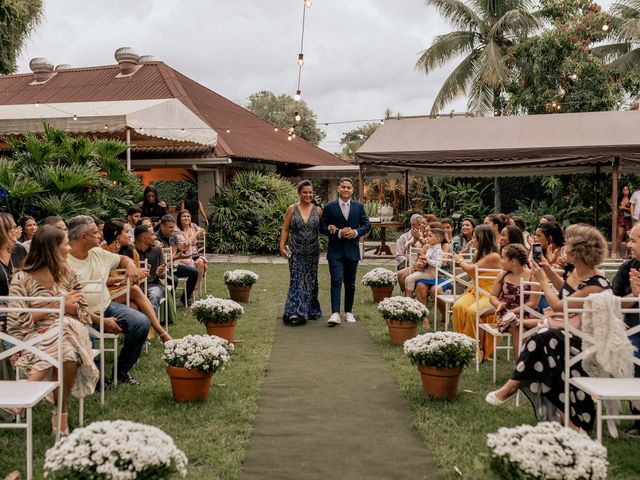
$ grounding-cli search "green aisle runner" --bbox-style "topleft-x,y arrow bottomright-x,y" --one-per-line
240,317 -> 440,480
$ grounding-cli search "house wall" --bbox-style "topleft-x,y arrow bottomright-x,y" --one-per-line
137,168 -> 191,186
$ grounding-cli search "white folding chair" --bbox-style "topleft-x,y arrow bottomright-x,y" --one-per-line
433,254 -> 471,331
197,236 -> 207,297
406,246 -> 421,269
474,266 -> 503,373
107,270 -> 131,307
563,295 -> 640,442
80,279 -> 118,404
0,296 -> 65,480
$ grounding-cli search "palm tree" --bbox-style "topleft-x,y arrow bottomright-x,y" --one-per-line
592,0 -> 640,74
416,0 -> 539,115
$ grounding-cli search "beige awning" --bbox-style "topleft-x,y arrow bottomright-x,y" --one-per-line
356,111 -> 640,177
0,98 -> 217,146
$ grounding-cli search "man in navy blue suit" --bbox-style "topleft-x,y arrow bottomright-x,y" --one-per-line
320,178 -> 371,326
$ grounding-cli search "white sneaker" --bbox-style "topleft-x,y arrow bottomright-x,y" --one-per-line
327,313 -> 341,326
345,312 -> 356,323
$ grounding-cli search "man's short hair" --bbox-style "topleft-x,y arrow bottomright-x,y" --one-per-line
134,224 -> 152,239
338,177 -> 353,186
41,215 -> 64,227
410,214 -> 423,226
430,228 -> 446,241
160,214 -> 176,225
127,206 -> 142,216
68,215 -> 96,241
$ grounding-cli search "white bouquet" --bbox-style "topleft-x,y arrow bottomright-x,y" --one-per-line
190,296 -> 244,324
404,332 -> 475,368
362,268 -> 397,287
44,420 -> 188,479
162,334 -> 234,373
487,422 -> 608,480
378,296 -> 428,323
223,269 -> 259,287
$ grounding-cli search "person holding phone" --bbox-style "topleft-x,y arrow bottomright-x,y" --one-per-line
279,180 -> 323,326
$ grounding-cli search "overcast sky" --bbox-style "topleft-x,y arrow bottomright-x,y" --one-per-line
16,0 -> 614,154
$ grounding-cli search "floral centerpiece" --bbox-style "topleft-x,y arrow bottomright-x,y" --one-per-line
223,269 -> 259,302
404,332 -> 475,399
44,420 -> 188,479
191,296 -> 243,342
487,422 -> 608,480
362,268 -> 397,302
163,334 -> 234,402
377,296 -> 428,345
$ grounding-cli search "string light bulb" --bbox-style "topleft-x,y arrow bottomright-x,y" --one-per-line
294,112 -> 301,122
304,0 -> 311,6
181,128 -> 185,133
226,128 -> 231,133
73,114 -> 77,121
294,90 -> 301,101
570,73 -> 578,81
104,124 -> 108,130
35,101 -> 39,107
292,133 -> 297,139
140,127 -> 144,132
287,135 -> 293,141
274,127 -> 279,132
602,24 -> 609,31
297,53 -> 304,67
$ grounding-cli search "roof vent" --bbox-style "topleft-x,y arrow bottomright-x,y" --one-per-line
115,47 -> 140,76
139,55 -> 159,63
29,57 -> 55,83
55,64 -> 72,71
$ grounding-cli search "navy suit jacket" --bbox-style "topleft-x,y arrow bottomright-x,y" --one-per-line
319,199 -> 371,261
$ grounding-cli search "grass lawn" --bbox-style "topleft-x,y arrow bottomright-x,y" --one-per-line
1,262 -> 637,479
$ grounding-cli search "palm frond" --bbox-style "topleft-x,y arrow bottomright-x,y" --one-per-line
430,50 -> 480,115
487,9 -> 541,38
467,80 -> 495,114
609,47 -> 640,72
591,42 -> 632,63
416,31 -> 479,73
478,40 -> 510,88
426,0 -> 483,30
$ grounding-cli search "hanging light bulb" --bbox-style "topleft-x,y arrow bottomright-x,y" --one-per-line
304,0 -> 312,7
181,128 -> 185,133
294,112 -> 301,122
104,124 -> 108,130
226,128 -> 231,133
274,127 -> 279,132
35,101 -> 40,107
294,90 -> 301,101
602,23 -> 609,31
287,135 -> 293,141
297,53 -> 304,67
292,133 -> 297,139
73,114 -> 78,121
570,73 -> 578,81
380,119 -> 384,124
139,127 -> 144,132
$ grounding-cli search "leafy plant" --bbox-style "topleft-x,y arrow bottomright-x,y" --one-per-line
152,179 -> 197,208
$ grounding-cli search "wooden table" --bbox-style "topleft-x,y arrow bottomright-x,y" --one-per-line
369,221 -> 404,255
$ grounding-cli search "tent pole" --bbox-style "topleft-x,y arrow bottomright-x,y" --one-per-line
595,166 -> 601,228
358,165 -> 364,202
404,169 -> 409,211
612,157 -> 620,257
126,127 -> 132,171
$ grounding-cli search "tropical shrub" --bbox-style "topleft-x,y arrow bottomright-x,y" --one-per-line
0,123 -> 143,220
152,179 -> 197,208
207,170 -> 297,253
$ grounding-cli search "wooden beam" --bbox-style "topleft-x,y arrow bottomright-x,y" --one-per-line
358,165 -> 365,202
612,157 -> 620,257
404,170 -> 409,211
595,166 -> 600,228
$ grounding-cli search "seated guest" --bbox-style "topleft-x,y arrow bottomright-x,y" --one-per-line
155,214 -> 198,305
174,209 -> 208,299
486,224 -> 610,432
509,216 -> 531,247
102,220 -> 171,343
428,221 -> 450,253
395,214 -> 423,271
126,206 -> 142,244
66,215 -> 150,385
499,225 -> 525,250
135,225 -> 167,314
95,218 -> 105,243
539,214 -> 557,225
535,221 -> 565,267
451,224 -> 501,361
441,218 -> 454,243
489,244 -> 541,357
18,215 -> 38,253
612,221 -> 640,436
484,213 -> 506,245
137,217 -> 153,228
41,215 -> 68,232
452,217 -> 476,253
7,226 -> 99,435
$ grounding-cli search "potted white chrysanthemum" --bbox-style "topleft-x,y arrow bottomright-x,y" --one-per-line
191,295 -> 244,342
404,332 -> 475,399
487,422 -> 608,479
223,269 -> 259,302
361,268 -> 397,302
162,334 -> 234,402
378,296 -> 428,345
44,420 -> 188,479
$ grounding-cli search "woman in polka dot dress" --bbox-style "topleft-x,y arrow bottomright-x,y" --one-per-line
485,224 -> 610,431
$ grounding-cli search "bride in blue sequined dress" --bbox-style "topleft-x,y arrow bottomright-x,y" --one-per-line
279,180 -> 323,325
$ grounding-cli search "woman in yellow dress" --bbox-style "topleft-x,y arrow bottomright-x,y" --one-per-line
451,224 -> 501,361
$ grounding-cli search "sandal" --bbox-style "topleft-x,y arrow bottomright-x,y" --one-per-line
52,411 -> 69,437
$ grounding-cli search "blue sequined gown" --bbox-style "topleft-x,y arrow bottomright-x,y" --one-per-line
283,205 -> 322,321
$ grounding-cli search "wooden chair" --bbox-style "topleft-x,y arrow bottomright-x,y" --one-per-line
0,296 -> 65,480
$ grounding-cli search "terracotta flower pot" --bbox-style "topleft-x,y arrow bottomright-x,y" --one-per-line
205,320 -> 237,343
228,285 -> 251,302
166,365 -> 214,402
417,365 -> 464,400
371,285 -> 394,303
385,319 -> 418,346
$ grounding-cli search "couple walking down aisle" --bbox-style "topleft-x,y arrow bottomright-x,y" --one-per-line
280,178 -> 371,327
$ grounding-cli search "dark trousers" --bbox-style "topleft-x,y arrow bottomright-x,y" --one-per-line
630,330 -> 640,418
172,264 -> 199,301
102,301 -> 151,376
328,257 -> 359,313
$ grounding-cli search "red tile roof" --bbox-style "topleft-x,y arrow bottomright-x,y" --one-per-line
0,62 -> 348,167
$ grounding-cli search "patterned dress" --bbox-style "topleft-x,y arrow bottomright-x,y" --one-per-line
512,271 -> 611,431
7,269 -> 99,399
283,205 -> 322,322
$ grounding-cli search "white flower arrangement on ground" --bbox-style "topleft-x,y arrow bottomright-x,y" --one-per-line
223,269 -> 259,287
191,295 -> 244,324
486,422 -> 608,480
404,332 -> 475,369
378,296 -> 428,323
361,268 -> 397,287
44,420 -> 188,479
162,334 -> 234,373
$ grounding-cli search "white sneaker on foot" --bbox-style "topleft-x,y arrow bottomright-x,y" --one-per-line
345,312 -> 356,323
327,313 -> 341,326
